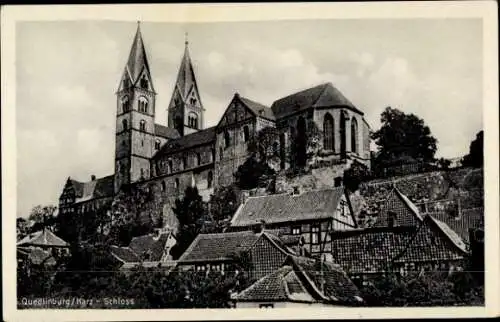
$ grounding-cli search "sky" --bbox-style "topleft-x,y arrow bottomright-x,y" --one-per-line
16,19 -> 483,217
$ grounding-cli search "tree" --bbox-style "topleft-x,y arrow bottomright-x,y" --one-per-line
462,130 -> 483,168
169,186 -> 208,259
247,126 -> 280,164
372,107 -> 438,167
207,185 -> 241,233
343,160 -> 371,192
234,155 -> 276,191
17,217 -> 30,241
28,205 -> 57,232
288,121 -> 322,171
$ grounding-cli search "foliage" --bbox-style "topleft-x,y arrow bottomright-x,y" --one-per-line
372,107 -> 438,167
288,121 -> 322,169
233,155 -> 276,191
169,186 -> 209,260
437,157 -> 452,170
28,205 -> 57,233
16,217 -> 30,241
247,126 -> 280,164
462,130 -> 483,168
343,161 -> 371,192
107,185 -> 157,246
207,185 -> 242,233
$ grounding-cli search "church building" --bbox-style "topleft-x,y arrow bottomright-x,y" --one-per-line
59,23 -> 371,222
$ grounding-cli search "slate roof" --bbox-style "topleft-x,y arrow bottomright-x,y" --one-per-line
17,229 -> 69,248
154,124 -> 180,140
232,256 -> 363,305
331,215 -> 468,274
69,174 -> 114,203
177,230 -> 292,264
239,95 -> 275,121
270,82 -> 362,119
430,208 -> 484,244
153,126 -> 216,157
110,246 -> 140,263
230,188 -> 350,228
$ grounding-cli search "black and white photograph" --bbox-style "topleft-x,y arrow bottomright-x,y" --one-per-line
2,2 -> 498,320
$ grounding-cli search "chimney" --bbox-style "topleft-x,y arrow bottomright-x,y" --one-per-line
91,175 -> 96,181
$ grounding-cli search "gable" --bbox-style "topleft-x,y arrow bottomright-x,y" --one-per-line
249,234 -> 289,279
334,193 -> 357,227
217,95 -> 257,128
374,189 -> 422,228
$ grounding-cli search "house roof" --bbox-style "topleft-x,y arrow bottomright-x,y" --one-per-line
239,95 -> 275,121
154,124 -> 180,140
17,229 -> 69,248
110,246 -> 140,263
270,82 -> 362,119
153,126 -> 216,157
230,188 -> 350,228
129,231 -> 173,261
232,256 -> 363,305
177,230 -> 292,264
430,208 -> 483,244
373,187 -> 424,228
68,174 -> 114,203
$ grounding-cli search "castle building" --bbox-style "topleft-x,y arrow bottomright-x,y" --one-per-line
59,23 -> 371,221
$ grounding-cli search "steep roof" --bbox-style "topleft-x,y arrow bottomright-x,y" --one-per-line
68,174 -> 114,203
129,231 -> 173,262
125,23 -> 152,86
174,40 -> 199,100
17,229 -> 69,248
239,95 -> 275,121
232,256 -> 363,305
153,126 -> 216,157
154,124 -> 180,140
177,230 -> 292,264
230,188 -> 353,228
270,82 -> 362,119
373,187 -> 424,228
430,208 -> 483,244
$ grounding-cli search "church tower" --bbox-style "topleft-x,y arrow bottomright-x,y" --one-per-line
114,22 -> 156,193
167,35 -> 205,136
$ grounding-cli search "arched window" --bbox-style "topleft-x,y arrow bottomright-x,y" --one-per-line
190,97 -> 197,106
296,117 -> 307,167
174,178 -> 180,189
138,97 -> 148,113
140,168 -> 144,179
351,117 -> 358,154
207,171 -> 213,188
211,149 -> 215,162
140,75 -> 148,89
196,153 -> 201,166
243,126 -> 250,142
188,112 -> 198,129
155,139 -> 161,150
323,113 -> 334,151
140,120 -> 146,131
122,119 -> 128,131
121,96 -> 130,113
168,160 -> 173,173
224,130 -> 231,148
161,181 -> 166,192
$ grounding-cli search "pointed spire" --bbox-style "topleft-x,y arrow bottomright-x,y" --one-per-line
125,21 -> 151,84
174,34 -> 199,100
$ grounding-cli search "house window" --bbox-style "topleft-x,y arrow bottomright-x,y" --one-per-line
224,130 -> 231,148
243,126 -> 250,142
140,120 -> 146,131
259,304 -> 274,308
311,225 -> 320,244
122,119 -> 128,131
207,171 -> 213,188
292,227 -> 301,235
323,113 -> 334,151
388,211 -> 397,227
155,139 -> 161,150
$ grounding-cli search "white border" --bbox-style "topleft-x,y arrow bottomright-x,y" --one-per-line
2,1 -> 498,321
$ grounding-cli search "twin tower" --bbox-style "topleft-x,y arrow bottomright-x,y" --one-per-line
114,23 -> 204,193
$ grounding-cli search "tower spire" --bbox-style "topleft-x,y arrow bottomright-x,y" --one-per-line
124,21 -> 152,86
185,31 -> 189,47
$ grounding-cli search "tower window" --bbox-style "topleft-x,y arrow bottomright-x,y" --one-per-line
161,181 -> 166,192
174,178 -> 180,189
122,96 -> 130,113
190,97 -> 197,106
188,112 -> 198,129
138,97 -> 149,114
243,126 -> 250,142
207,171 -> 213,188
123,78 -> 130,89
140,75 -> 148,89
122,119 -> 128,131
155,139 -> 161,150
140,120 -> 146,131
